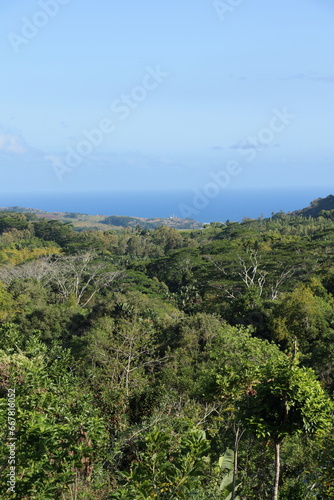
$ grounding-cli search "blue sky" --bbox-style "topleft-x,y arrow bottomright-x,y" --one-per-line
1,0 -> 333,196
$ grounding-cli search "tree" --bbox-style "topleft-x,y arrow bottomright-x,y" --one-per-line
0,284 -> 18,322
83,314 -> 168,431
33,219 -> 75,246
0,252 -> 124,307
152,226 -> 183,252
238,357 -> 333,500
0,336 -> 107,499
271,279 -> 334,385
110,426 -> 211,499
48,252 -> 123,306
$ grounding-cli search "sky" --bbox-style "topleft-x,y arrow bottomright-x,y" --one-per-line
0,0 -> 334,197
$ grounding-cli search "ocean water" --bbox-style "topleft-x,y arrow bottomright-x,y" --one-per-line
0,187 -> 332,223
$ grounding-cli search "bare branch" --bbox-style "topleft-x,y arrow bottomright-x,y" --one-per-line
238,251 -> 267,297
270,266 -> 295,300
0,251 -> 124,307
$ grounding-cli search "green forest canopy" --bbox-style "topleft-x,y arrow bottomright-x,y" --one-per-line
0,206 -> 334,499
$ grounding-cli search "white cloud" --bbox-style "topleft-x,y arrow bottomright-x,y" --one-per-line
0,133 -> 27,154
286,72 -> 334,83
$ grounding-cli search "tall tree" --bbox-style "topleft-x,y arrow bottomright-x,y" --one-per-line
238,358 -> 332,500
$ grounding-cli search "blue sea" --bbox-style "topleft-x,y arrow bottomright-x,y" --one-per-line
0,187 -> 332,223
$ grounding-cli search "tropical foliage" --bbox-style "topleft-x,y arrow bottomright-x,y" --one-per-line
0,209 -> 333,499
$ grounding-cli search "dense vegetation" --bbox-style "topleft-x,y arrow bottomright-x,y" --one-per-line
290,194 -> 334,218
0,208 -> 334,499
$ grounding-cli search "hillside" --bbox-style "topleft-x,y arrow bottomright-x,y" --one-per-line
0,206 -> 203,231
0,200 -> 334,498
288,194 -> 334,218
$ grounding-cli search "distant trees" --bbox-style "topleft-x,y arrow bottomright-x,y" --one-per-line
46,252 -> 123,306
0,213 -> 29,233
102,215 -> 139,227
209,249 -> 295,303
0,251 -> 124,307
32,219 -> 75,245
152,226 -> 183,252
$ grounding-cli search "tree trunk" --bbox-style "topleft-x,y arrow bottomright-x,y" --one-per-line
272,440 -> 281,500
232,437 -> 238,500
232,427 -> 244,500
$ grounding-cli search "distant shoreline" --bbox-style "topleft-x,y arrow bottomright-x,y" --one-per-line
0,187 -> 332,223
